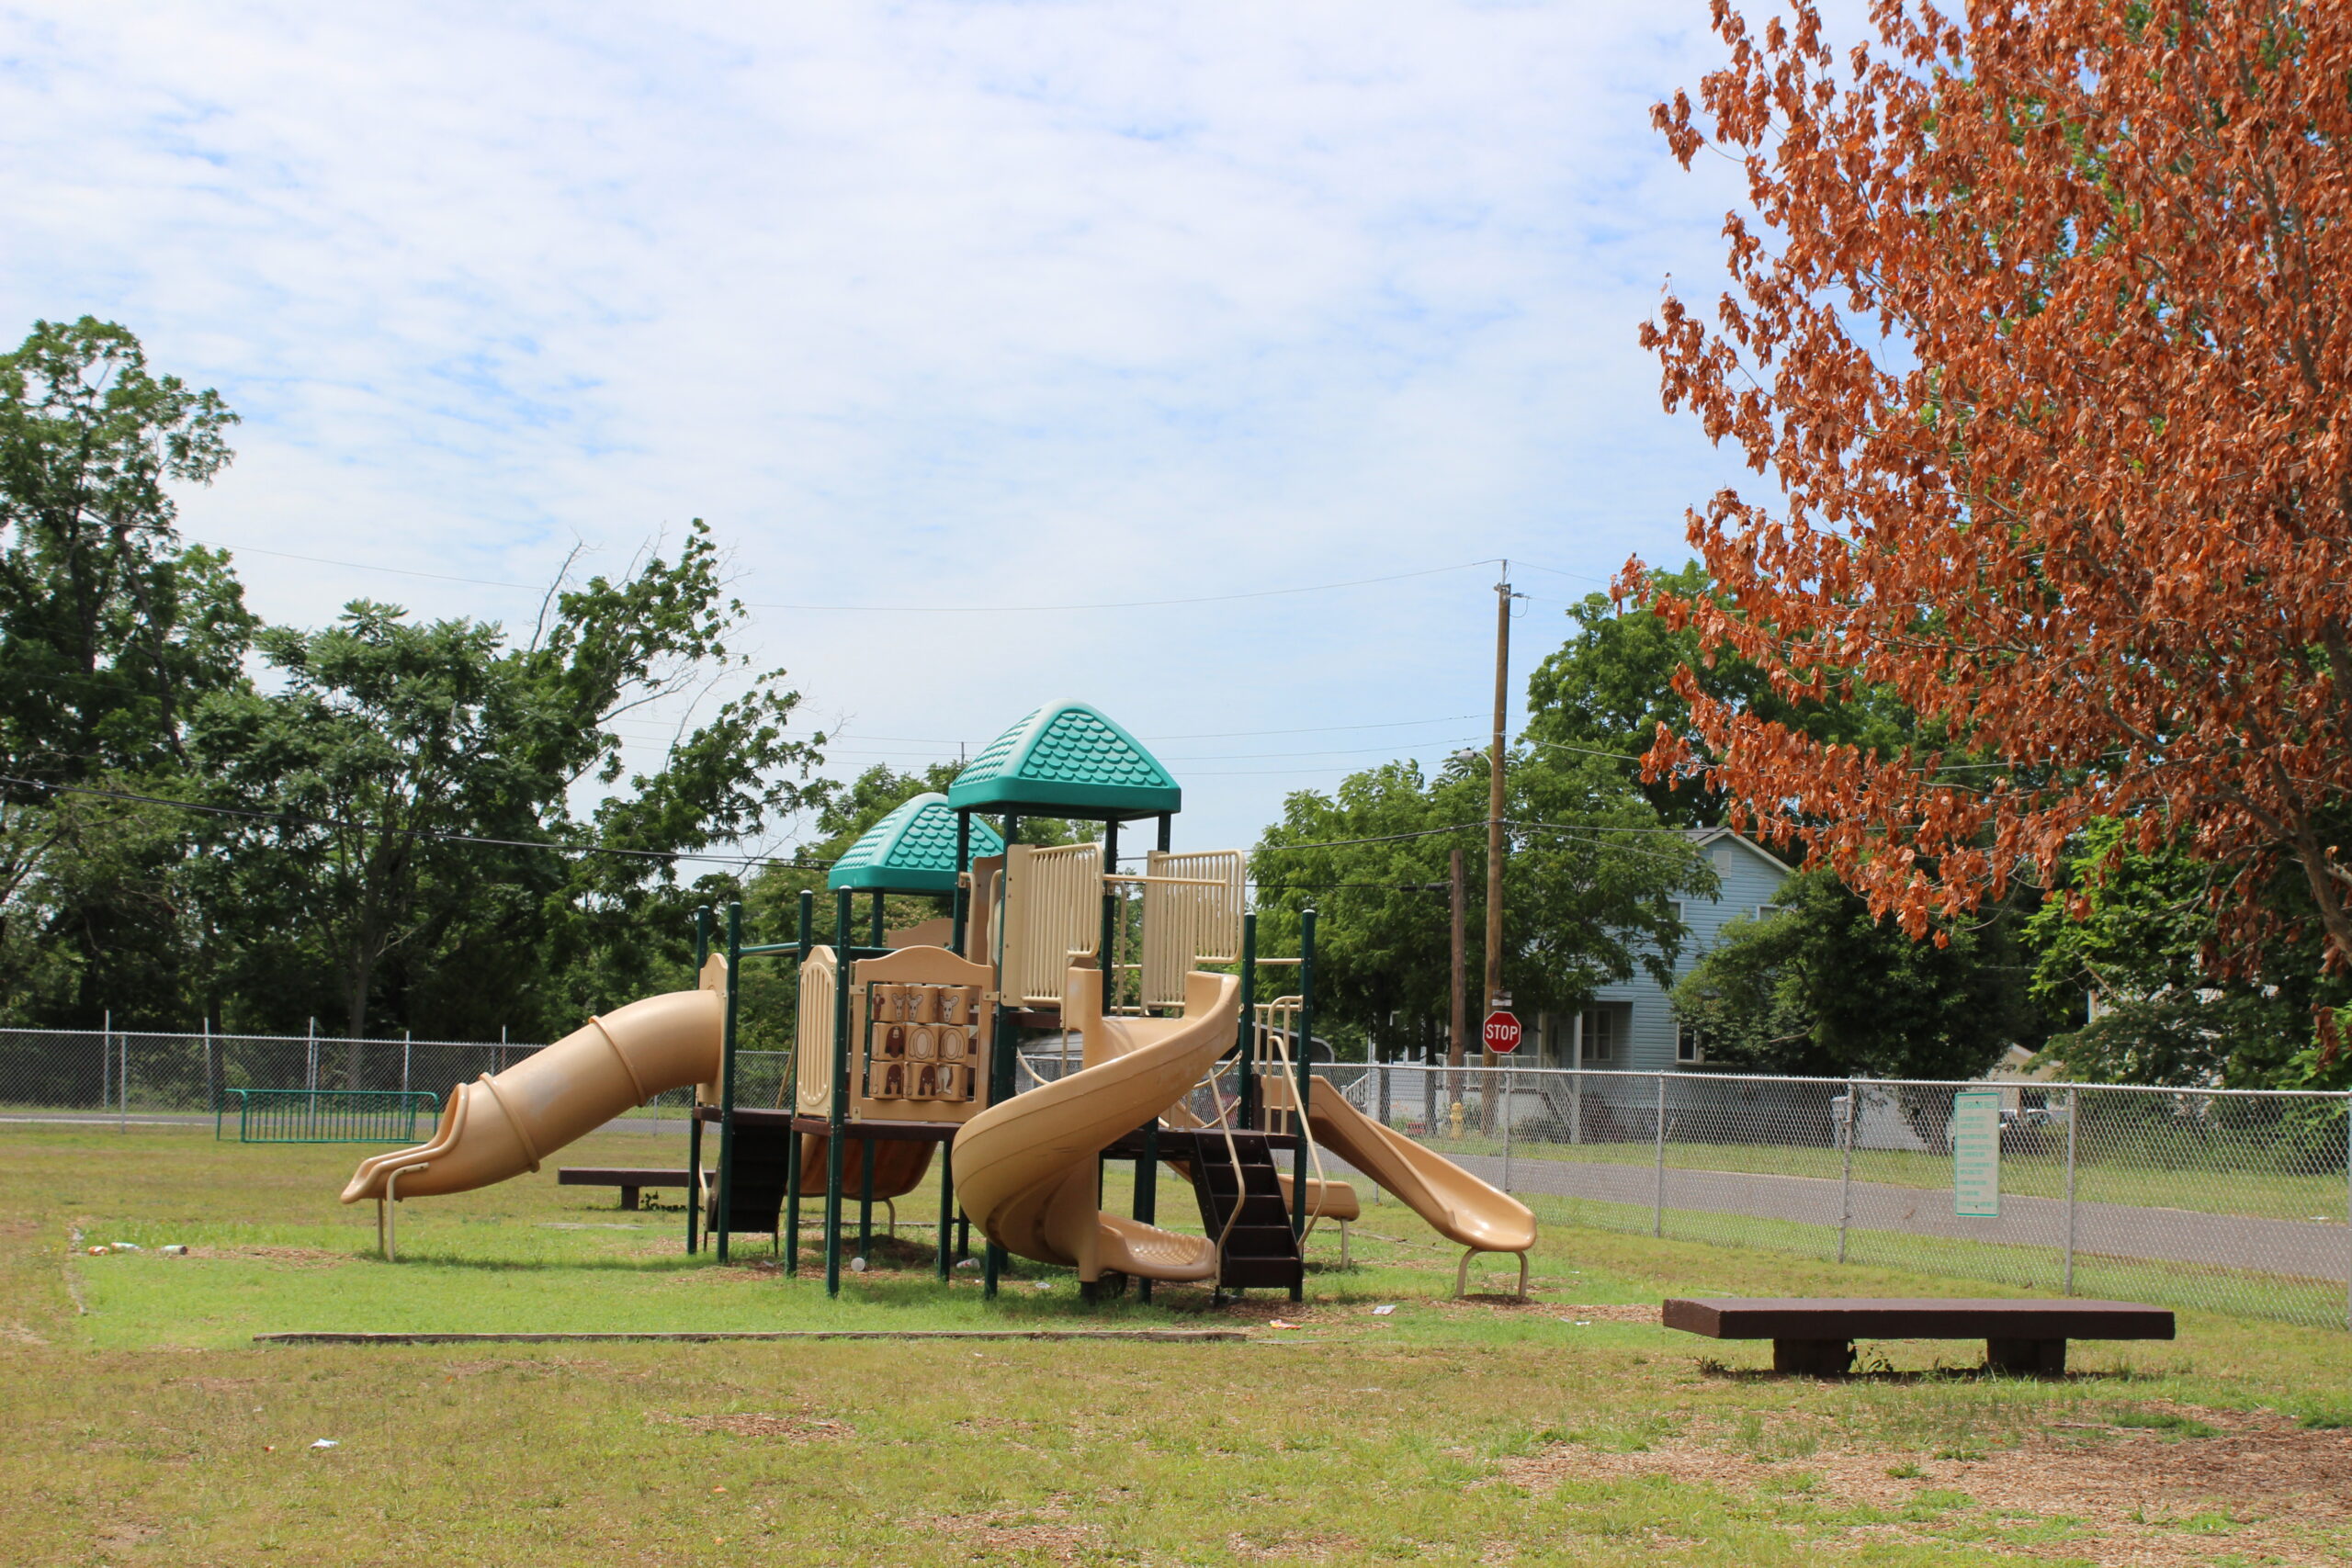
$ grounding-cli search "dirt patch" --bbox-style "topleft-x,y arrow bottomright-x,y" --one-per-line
171,1375 -> 259,1393
94,1520 -> 160,1552
1547,1303 -> 1657,1325
918,1495 -> 1096,1564
1227,1529 -> 1360,1561
2,1322 -> 49,1346
1499,1407 -> 2352,1565
650,1410 -> 851,1441
188,1245 -> 354,1269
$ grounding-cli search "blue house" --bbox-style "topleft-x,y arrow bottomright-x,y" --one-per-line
1532,827 -> 1793,1073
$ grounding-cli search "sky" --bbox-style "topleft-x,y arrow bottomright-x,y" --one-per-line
1,1 -> 1765,857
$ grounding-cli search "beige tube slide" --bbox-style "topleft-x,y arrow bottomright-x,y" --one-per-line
1264,1075 -> 1535,1258
341,986 -> 723,1204
951,967 -> 1239,1283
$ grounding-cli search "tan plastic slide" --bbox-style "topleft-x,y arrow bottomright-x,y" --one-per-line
342,984 -> 723,1205
1263,1074 -> 1537,1292
951,966 -> 1239,1283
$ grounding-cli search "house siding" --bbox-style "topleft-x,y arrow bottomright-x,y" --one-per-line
1538,829 -> 1792,1076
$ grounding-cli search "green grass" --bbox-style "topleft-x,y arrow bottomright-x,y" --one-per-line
6,1124 -> 2349,1566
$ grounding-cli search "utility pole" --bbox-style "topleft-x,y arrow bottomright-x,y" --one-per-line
1484,564 -> 1517,1134
1448,844 -> 1467,1098
1485,564 -> 1514,1032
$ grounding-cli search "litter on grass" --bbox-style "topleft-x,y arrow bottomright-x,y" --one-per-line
310,1439 -> 338,1450
1371,1304 -> 1396,1316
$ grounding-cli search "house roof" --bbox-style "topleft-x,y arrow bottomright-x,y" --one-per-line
1687,824 -> 1795,877
828,794 -> 1006,893
945,701 -> 1182,820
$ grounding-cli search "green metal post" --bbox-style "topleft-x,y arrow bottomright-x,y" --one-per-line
858,1134 -> 876,1258
1237,913 -> 1259,1125
688,905 -> 711,1256
1099,820 -> 1121,1013
936,1141 -> 956,1280
1135,1121 -> 1159,1305
985,814 -> 1019,1299
784,891 -> 811,1274
951,810 -> 972,955
1292,908 -> 1317,1249
715,902 -> 742,1263
826,887 -> 854,1297
870,889 -> 886,950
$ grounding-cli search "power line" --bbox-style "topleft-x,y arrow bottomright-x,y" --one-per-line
3,775 -> 834,873
194,537 -> 1501,614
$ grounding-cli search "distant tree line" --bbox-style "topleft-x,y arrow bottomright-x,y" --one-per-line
0,319 -> 825,1041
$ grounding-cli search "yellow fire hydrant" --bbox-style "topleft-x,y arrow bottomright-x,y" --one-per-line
1447,1100 -> 1466,1139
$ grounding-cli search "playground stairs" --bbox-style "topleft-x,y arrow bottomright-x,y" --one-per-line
1182,1130 -> 1305,1293
703,1122 -> 792,1247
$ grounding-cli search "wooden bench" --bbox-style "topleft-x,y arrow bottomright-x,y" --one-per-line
1662,1297 -> 2176,1376
557,1167 -> 694,1212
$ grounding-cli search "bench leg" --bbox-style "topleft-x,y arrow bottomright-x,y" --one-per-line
1773,1338 -> 1853,1376
1986,1337 -> 2065,1376
620,1186 -> 639,1212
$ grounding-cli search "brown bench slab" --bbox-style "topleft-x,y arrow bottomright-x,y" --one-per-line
558,1167 -> 693,1211
1662,1297 -> 2175,1376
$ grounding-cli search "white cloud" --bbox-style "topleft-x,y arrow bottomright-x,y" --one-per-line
1,0 -> 1759,852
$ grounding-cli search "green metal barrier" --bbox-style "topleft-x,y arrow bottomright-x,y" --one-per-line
216,1089 -> 440,1144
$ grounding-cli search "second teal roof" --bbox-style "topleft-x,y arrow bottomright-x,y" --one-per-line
829,794 -> 1006,893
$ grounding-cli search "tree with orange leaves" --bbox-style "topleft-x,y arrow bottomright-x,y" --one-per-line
1636,0 -> 2352,1064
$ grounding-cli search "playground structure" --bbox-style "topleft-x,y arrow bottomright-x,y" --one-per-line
342,700 -> 1535,1301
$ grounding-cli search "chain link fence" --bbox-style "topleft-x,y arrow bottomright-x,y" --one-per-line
0,1026 -> 794,1130
10,1026 -> 2347,1328
1315,1063 -> 2352,1331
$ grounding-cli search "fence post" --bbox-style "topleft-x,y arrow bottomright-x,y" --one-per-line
1569,1010 -> 1583,1145
204,1018 -> 215,1115
1838,1077 -> 1856,1264
1501,1065 -> 1515,1194
2064,1086 -> 2080,1296
2342,1090 -> 2349,1333
1652,1073 -> 1667,1238
114,1011 -> 126,1133
307,1019 -> 317,1094
402,1032 -> 412,1095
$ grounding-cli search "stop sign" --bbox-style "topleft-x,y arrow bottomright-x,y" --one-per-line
1482,1010 -> 1522,1055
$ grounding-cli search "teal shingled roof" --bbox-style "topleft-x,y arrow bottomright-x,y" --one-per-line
945,701 -> 1181,818
828,794 -> 1005,893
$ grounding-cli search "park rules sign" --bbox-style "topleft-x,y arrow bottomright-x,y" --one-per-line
1951,1089 -> 2002,1218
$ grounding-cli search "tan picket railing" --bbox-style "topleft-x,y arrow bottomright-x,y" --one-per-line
1001,843 -> 1102,1006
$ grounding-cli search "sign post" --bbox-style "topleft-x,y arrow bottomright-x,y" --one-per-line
1482,1010 -> 1521,1055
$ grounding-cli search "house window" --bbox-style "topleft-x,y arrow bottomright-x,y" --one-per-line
1577,1007 -> 1616,1062
1676,1023 -> 1704,1065
1757,903 -> 1786,919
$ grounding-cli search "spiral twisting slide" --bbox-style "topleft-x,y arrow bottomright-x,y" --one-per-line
950,968 -> 1240,1283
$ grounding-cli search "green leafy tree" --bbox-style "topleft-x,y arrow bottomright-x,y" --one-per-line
0,318 -> 252,1024
1670,869 -> 2046,1083
189,522 -> 825,1049
2024,819 -> 2336,1088
1252,750 -> 1713,1060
